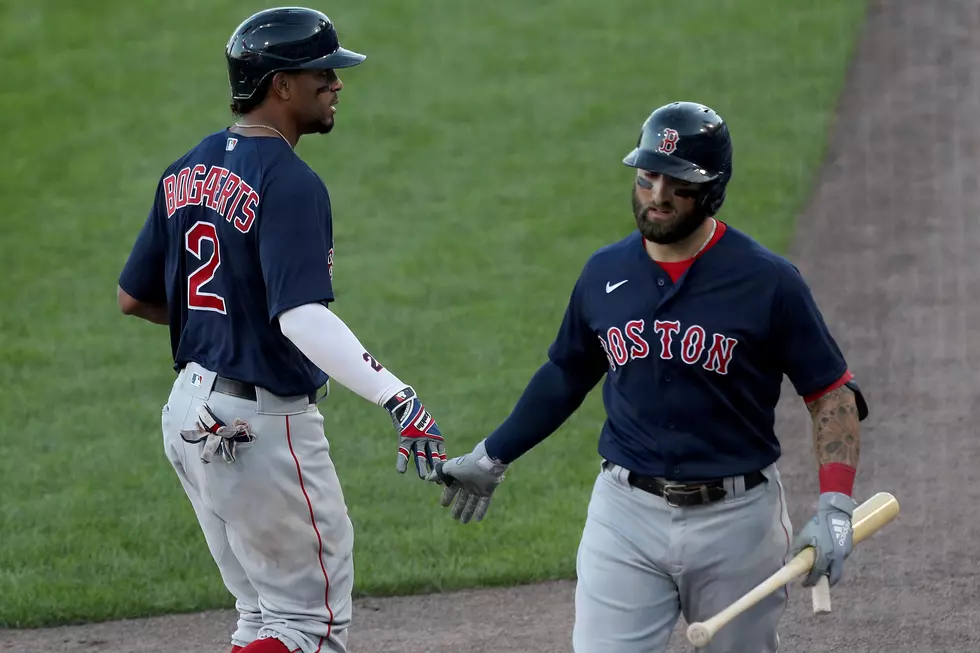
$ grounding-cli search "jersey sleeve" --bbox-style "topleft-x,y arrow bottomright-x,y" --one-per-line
547,270 -> 608,381
772,261 -> 850,399
257,165 -> 335,321
118,182 -> 167,304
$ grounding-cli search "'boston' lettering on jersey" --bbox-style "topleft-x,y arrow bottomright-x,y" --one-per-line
162,164 -> 260,234
541,224 -> 855,479
597,318 -> 739,374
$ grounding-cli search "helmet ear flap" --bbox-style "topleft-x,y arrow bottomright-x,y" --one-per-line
699,181 -> 726,215
697,162 -> 732,215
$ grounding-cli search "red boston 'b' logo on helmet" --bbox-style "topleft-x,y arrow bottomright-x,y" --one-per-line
658,128 -> 679,154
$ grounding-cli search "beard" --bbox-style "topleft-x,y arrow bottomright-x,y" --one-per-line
304,111 -> 334,135
632,185 -> 707,244
308,88 -> 336,134
310,118 -> 334,134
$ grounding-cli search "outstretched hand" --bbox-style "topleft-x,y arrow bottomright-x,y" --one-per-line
384,387 -> 446,478
427,439 -> 507,523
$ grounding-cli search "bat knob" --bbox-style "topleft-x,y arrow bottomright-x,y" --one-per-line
686,623 -> 712,648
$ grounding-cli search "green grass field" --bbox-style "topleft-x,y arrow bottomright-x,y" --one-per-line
0,0 -> 867,628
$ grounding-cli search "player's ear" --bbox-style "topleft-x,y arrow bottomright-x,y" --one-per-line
271,72 -> 291,101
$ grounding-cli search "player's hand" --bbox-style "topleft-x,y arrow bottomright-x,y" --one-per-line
790,491 -> 858,587
384,386 -> 446,479
427,439 -> 507,524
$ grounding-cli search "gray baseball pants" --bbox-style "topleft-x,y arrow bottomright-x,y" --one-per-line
162,362 -> 354,653
573,460 -> 793,652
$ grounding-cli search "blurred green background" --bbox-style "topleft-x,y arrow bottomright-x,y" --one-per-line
0,0 -> 867,628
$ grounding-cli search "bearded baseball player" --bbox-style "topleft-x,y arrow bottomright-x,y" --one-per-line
433,101 -> 869,652
116,8 -> 446,653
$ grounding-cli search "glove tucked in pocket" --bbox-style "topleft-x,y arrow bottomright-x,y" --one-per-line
180,403 -> 256,464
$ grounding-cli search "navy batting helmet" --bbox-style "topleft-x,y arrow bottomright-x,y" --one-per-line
226,7 -> 366,102
623,101 -> 733,215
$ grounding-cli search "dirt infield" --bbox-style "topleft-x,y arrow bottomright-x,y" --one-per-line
3,0 -> 978,651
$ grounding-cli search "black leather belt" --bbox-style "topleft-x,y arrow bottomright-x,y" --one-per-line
627,470 -> 766,507
213,375 -> 317,405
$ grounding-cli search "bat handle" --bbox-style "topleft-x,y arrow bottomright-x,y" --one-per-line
811,575 -> 832,614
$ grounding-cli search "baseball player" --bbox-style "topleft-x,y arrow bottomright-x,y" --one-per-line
116,8 -> 446,653
433,101 -> 869,652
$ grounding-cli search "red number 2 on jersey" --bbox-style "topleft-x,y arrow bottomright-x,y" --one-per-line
185,221 -> 227,314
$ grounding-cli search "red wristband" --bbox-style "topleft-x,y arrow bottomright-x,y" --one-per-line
819,462 -> 856,496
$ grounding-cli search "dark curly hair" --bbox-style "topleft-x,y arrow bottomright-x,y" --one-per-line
229,76 -> 274,116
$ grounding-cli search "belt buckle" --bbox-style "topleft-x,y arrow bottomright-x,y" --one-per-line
661,483 -> 695,508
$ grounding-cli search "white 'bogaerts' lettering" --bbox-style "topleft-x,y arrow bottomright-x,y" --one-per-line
235,188 -> 260,233
187,164 -> 207,205
598,319 -> 738,375
216,171 -> 242,216
163,164 -> 259,234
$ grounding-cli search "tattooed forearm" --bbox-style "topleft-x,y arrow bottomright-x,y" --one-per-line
806,386 -> 861,468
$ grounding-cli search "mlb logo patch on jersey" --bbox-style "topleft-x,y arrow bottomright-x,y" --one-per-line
191,373 -> 204,387
226,137 -> 238,151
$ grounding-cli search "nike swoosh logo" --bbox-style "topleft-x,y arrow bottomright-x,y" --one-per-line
605,280 -> 628,293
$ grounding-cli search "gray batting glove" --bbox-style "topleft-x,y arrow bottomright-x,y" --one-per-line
427,439 -> 508,524
791,491 -> 858,587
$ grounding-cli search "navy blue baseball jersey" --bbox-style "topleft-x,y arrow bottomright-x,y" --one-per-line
547,222 -> 851,480
118,130 -> 335,397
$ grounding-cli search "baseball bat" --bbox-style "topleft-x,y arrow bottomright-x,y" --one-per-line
811,575 -> 832,615
685,491 -> 900,648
